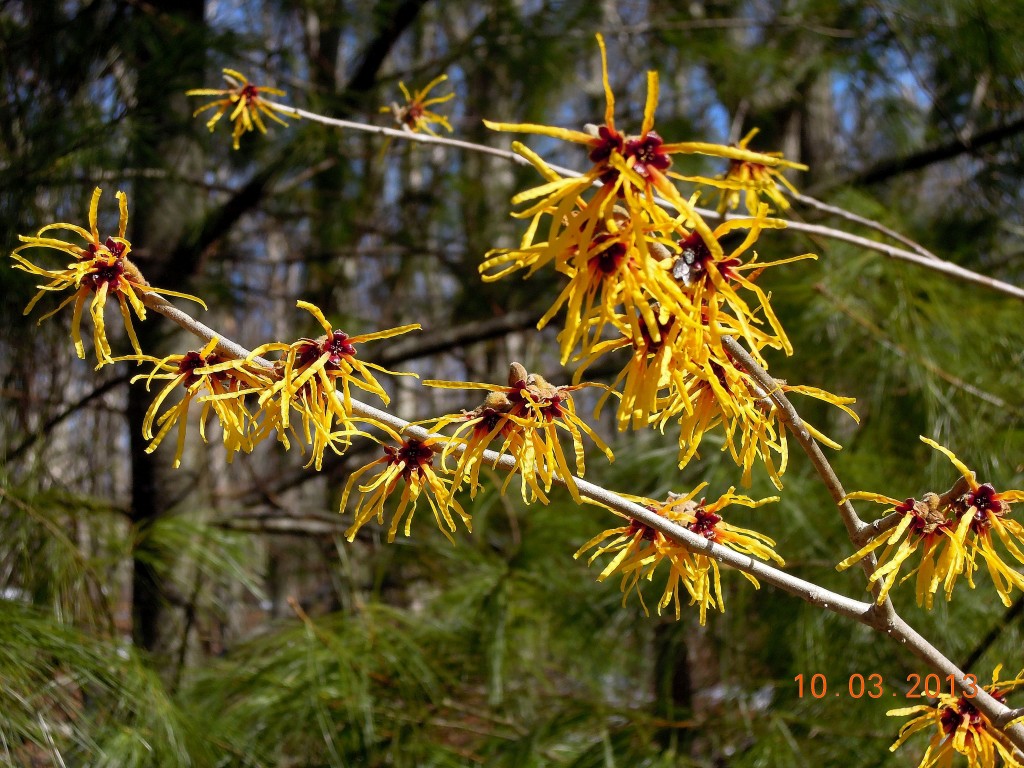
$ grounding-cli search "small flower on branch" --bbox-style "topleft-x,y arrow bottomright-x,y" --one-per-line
425,362 -> 613,504
11,187 -> 206,367
186,68 -> 297,149
575,484 -> 781,624
120,338 -> 269,468
245,300 -> 420,470
341,430 -> 469,543
381,74 -> 454,135
676,127 -> 807,215
669,205 -> 815,358
837,436 -> 1024,607
888,664 -> 1024,768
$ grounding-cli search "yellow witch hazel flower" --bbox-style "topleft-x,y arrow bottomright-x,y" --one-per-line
245,301 -> 420,470
381,74 -> 454,135
119,338 -> 270,468
533,203 -> 696,366
575,484 -> 781,624
425,362 -> 613,505
837,436 -> 1024,608
670,204 -> 815,358
341,429 -> 470,543
11,187 -> 206,367
676,127 -> 807,214
186,68 -> 297,149
484,34 -> 799,268
888,665 -> 1024,768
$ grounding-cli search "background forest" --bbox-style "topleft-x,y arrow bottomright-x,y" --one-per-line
2,0 -> 1023,765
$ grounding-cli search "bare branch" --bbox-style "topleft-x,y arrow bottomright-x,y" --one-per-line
264,101 -> 1024,302
139,290 -> 1024,753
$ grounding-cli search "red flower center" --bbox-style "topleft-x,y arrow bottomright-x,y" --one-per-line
403,103 -> 424,127
673,231 -> 739,288
240,83 -> 260,104
175,350 -> 226,388
968,483 -> 1003,515
589,125 -> 626,184
85,238 -> 128,292
388,439 -> 435,481
589,124 -> 625,165
634,314 -> 674,353
473,407 -> 509,436
587,235 -> 629,276
627,513 -> 658,541
623,131 -> 671,179
688,506 -> 722,540
323,330 -> 356,368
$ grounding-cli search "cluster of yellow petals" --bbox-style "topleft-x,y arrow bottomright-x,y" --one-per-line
425,362 -> 613,505
838,436 -> 1024,608
575,484 -> 782,624
11,188 -> 205,367
186,68 -> 297,149
234,301 -> 419,471
341,430 -> 469,543
108,301 -> 421,476
888,665 -> 1024,768
676,127 -> 808,214
483,34 -> 853,487
117,337 -> 268,468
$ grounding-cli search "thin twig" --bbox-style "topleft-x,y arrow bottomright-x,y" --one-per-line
140,291 -> 1024,753
263,100 -> 1024,302
792,191 -> 939,260
721,334 -> 897,623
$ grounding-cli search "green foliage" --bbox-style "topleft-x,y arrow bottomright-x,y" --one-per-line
4,0 -> 1024,765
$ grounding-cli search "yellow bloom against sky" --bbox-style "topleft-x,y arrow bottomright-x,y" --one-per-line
187,68 -> 296,149
381,74 -> 454,135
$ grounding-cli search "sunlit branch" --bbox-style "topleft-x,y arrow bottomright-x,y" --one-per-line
140,289 -> 1024,754
263,100 -> 1024,303
791,191 -> 939,261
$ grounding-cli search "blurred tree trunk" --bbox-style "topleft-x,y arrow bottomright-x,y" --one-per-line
126,0 -> 206,656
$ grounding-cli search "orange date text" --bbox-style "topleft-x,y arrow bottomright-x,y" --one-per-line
793,673 -> 979,699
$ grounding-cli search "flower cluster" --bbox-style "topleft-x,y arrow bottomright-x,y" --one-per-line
120,337 -> 268,467
109,301 -> 420,475
576,485 -> 781,623
11,188 -> 205,367
341,431 -> 470,542
838,436 -> 1024,608
220,301 -> 420,471
677,127 -> 807,214
425,362 -> 613,505
187,69 -> 297,149
888,665 -> 1024,768
482,34 -> 853,486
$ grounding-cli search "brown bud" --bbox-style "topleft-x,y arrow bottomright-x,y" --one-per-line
917,492 -> 946,535
482,391 -> 512,412
526,373 -> 559,400
508,362 -> 528,386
